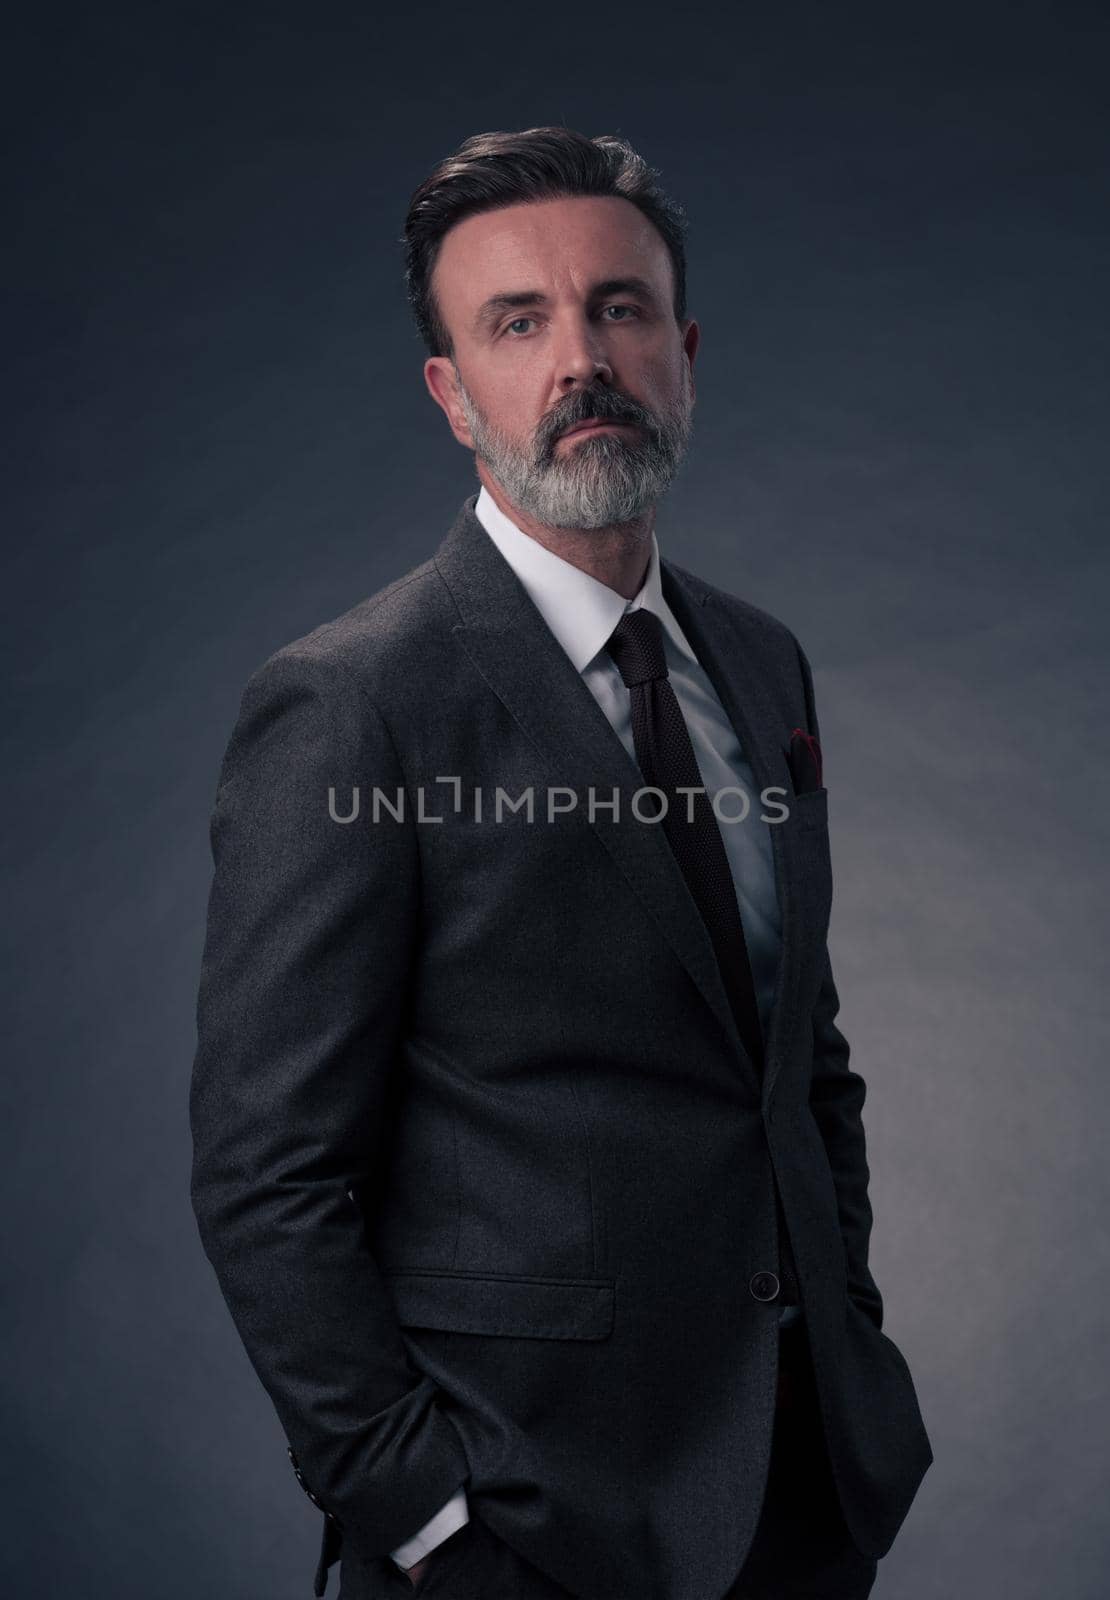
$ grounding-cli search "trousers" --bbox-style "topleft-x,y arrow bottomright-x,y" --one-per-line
341,1323 -> 878,1600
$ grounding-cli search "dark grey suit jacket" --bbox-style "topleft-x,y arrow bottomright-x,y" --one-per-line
189,492 -> 933,1600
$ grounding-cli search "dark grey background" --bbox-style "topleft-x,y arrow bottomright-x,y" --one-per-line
5,3 -> 1108,1596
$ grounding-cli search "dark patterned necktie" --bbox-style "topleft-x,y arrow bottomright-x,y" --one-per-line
605,607 -> 765,1072
605,607 -> 801,1311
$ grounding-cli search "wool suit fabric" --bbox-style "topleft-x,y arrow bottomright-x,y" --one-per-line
189,492 -> 933,1600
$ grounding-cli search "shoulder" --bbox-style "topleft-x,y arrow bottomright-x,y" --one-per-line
245,552 -> 454,711
213,553 -> 456,803
664,557 -> 811,682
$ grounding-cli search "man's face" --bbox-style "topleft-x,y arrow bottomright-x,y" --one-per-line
424,195 -> 698,530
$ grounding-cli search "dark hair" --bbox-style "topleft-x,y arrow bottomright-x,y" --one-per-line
402,126 -> 689,359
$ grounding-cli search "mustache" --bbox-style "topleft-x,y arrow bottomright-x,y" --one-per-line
543,392 -> 655,443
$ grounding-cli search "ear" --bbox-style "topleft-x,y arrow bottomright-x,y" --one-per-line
424,357 -> 475,449
681,318 -> 699,404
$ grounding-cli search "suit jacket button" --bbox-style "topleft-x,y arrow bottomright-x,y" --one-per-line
750,1271 -> 780,1302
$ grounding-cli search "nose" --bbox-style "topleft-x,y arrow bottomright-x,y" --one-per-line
553,315 -> 613,390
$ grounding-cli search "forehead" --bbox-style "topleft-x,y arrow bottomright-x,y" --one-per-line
432,195 -> 672,325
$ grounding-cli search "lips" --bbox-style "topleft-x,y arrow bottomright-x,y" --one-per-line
560,418 -> 632,437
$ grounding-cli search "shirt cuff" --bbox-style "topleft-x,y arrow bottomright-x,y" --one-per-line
390,1486 -> 470,1570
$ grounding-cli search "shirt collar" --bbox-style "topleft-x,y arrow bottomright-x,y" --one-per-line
473,483 -> 698,674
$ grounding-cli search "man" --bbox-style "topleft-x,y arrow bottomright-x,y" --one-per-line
189,127 -> 933,1600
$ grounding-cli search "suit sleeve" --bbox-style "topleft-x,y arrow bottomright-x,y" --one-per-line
794,638 -> 885,1332
189,647 -> 470,1556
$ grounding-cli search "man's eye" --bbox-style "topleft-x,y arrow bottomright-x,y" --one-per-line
502,305 -> 641,337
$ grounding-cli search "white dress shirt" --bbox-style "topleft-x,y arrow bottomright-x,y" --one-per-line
390,484 -> 795,1571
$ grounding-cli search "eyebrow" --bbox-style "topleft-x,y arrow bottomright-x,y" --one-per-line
472,276 -> 661,334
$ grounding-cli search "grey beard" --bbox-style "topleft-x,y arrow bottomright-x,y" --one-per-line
457,383 -> 694,531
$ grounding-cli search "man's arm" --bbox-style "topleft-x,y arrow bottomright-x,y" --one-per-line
794,638 -> 885,1332
808,950 -> 884,1329
189,648 -> 469,1554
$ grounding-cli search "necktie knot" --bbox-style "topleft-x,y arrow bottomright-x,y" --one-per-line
605,607 -> 668,687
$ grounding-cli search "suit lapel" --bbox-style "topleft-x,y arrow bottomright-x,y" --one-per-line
658,567 -> 804,1100
434,494 -> 800,1103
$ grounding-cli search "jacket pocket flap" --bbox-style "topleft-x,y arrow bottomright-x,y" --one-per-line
384,1270 -> 615,1340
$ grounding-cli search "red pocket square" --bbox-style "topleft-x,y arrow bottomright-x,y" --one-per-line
787,728 -> 823,793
